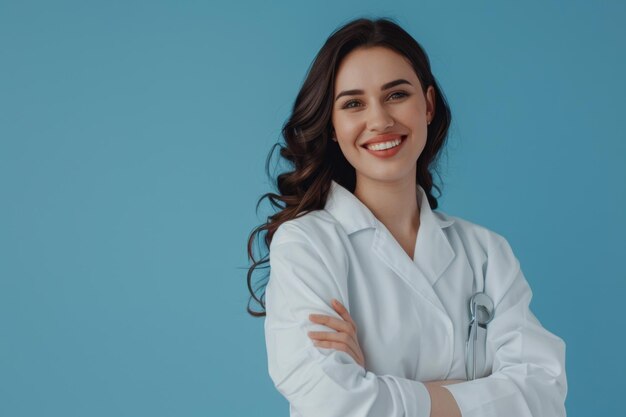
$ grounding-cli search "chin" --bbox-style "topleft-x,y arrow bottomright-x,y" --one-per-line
357,170 -> 415,184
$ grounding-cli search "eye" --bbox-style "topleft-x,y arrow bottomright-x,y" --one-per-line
341,91 -> 410,110
343,100 -> 361,109
389,91 -> 409,100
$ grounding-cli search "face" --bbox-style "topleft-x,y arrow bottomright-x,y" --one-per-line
331,46 -> 435,187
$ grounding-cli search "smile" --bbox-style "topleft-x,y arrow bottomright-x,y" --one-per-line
365,138 -> 403,151
362,135 -> 407,158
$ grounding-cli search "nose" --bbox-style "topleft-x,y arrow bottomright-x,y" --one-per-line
366,102 -> 395,132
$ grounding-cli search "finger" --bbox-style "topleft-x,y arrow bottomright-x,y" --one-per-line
309,314 -> 359,348
313,339 -> 358,359
308,330 -> 353,345
312,340 -> 361,365
331,299 -> 357,332
308,331 -> 361,359
309,313 -> 353,334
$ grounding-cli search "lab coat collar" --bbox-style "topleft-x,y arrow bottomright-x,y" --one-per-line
325,180 -> 455,235
325,180 -> 456,290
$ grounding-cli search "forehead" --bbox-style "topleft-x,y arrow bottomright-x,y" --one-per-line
334,46 -> 418,89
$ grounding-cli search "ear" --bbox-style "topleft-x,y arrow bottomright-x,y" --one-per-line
425,85 -> 436,123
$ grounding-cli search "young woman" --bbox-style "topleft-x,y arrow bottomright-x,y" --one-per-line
246,17 -> 567,417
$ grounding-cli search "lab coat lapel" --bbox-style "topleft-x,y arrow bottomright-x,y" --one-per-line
325,181 -> 455,315
370,185 -> 454,315
412,185 -> 456,288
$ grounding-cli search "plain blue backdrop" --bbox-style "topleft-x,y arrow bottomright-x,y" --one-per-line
1,1 -> 624,416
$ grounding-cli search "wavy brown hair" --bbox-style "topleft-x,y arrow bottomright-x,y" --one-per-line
246,17 -> 452,317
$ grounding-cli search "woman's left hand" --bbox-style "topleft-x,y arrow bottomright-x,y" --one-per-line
307,298 -> 365,368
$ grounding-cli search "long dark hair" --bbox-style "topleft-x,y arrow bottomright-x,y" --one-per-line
246,17 -> 452,317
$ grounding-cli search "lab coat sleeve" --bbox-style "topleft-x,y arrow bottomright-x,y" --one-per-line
264,223 -> 432,417
443,234 -> 568,417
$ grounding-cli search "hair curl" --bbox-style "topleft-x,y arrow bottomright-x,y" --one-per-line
246,17 -> 452,317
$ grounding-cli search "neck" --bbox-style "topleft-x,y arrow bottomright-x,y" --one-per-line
353,172 -> 420,238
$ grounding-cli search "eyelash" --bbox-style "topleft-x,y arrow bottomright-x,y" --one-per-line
342,91 -> 410,109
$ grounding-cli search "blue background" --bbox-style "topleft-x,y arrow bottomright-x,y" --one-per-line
1,1 -> 624,416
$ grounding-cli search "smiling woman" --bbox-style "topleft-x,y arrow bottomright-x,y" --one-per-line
331,46 -> 435,214
246,17 -> 567,417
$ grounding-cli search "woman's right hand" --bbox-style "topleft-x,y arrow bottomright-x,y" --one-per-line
307,298 -> 366,368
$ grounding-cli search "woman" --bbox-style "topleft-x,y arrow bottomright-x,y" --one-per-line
246,17 -> 567,417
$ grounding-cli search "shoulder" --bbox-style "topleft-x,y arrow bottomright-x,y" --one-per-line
439,210 -> 514,256
270,209 -> 349,277
271,209 -> 346,248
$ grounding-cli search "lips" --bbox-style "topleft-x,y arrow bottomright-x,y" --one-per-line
362,135 -> 407,158
361,134 -> 407,148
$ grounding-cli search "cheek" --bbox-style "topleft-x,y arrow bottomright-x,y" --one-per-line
399,103 -> 425,123
333,115 -> 362,140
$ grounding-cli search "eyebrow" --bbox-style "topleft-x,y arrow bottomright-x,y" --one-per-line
334,79 -> 413,102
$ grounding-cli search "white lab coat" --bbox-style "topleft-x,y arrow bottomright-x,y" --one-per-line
264,180 -> 567,417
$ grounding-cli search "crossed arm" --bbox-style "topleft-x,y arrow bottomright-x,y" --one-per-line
308,298 -> 462,417
265,234 -> 566,417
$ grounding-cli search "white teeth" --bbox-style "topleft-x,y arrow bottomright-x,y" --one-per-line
366,138 -> 402,151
